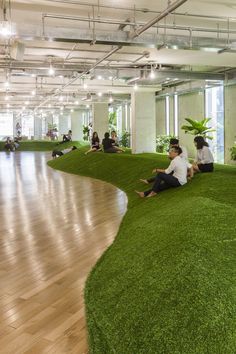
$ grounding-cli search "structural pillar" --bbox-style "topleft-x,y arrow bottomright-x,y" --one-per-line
131,91 -> 156,154
34,115 -> 42,140
71,110 -> 84,141
92,103 -> 109,140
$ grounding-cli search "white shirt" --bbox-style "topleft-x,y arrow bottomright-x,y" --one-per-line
195,146 -> 214,164
179,145 -> 192,169
165,155 -> 188,185
180,145 -> 188,161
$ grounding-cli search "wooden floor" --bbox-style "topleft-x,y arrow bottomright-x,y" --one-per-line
0,152 -> 127,354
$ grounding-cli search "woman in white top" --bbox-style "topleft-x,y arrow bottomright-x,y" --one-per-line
192,136 -> 214,173
136,146 -> 188,198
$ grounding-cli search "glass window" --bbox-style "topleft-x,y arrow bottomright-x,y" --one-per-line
165,96 -> 170,135
205,85 -> 224,163
22,115 -> 34,139
174,94 -> 178,137
0,113 -> 13,139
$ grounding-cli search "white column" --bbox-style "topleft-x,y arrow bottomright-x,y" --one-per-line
126,103 -> 131,132
71,110 -> 84,141
122,105 -> 126,132
131,91 -> 156,154
92,103 -> 108,141
59,115 -> 69,136
34,115 -> 42,140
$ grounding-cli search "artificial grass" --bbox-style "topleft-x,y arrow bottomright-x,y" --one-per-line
0,140 -> 82,151
48,148 -> 236,354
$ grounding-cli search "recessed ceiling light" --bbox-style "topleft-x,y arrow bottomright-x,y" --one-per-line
97,75 -> 102,80
98,92 -> 102,97
134,83 -> 138,90
48,64 -> 55,76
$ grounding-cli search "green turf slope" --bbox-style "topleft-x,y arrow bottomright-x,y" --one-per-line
48,148 -> 236,354
0,140 -> 82,151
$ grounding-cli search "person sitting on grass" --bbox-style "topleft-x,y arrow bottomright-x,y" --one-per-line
102,132 -> 124,153
111,130 -> 119,146
52,146 -> 77,159
85,132 -> 101,155
136,146 -> 187,198
58,130 -> 72,144
169,137 -> 193,179
192,136 -> 214,173
4,137 -> 15,152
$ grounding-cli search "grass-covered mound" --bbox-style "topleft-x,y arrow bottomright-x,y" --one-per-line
0,140 -> 81,151
48,148 -> 236,354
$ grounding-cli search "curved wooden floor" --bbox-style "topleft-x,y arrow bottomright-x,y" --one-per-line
0,152 -> 127,354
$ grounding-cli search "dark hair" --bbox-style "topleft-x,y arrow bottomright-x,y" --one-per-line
111,130 -> 116,135
68,130 -> 72,134
194,136 -> 209,149
170,138 -> 179,145
104,132 -> 110,139
92,132 -> 99,142
170,146 -> 182,155
71,146 -> 77,150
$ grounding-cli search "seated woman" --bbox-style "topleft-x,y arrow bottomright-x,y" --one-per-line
102,132 -> 124,153
111,130 -> 119,146
136,146 -> 187,198
192,136 -> 214,173
52,146 -> 77,159
85,132 -> 101,155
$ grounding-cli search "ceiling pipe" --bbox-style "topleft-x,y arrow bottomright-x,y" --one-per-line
44,0 -> 236,23
34,45 -> 121,110
37,0 -> 187,109
43,13 -> 236,36
130,0 -> 187,39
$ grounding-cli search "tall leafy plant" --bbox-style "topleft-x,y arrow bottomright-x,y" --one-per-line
181,118 -> 215,140
109,111 -> 117,132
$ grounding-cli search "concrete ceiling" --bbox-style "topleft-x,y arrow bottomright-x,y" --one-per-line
0,0 -> 236,113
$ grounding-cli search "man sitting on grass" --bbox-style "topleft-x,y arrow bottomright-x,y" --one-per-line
136,146 -> 187,198
52,146 -> 77,159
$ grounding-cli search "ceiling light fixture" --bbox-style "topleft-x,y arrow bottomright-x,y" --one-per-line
48,63 -> 55,76
97,75 -> 102,80
134,83 -> 138,90
31,90 -> 36,96
150,65 -> 156,79
98,92 -> 102,97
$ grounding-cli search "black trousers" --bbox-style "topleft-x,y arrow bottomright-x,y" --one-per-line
144,172 -> 181,196
52,150 -> 64,158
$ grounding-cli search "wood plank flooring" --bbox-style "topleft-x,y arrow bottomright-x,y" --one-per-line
0,152 -> 127,353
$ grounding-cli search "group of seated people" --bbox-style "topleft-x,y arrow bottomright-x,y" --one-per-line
85,131 -> 124,155
4,137 -> 20,152
51,131 -> 214,200
136,136 -> 214,198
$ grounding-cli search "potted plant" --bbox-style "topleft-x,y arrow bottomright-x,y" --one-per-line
230,144 -> 236,160
156,135 -> 175,153
83,125 -> 89,141
181,118 -> 215,139
120,131 -> 131,148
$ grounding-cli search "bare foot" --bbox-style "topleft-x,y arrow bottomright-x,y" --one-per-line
146,191 -> 157,198
135,190 -> 145,198
139,179 -> 149,185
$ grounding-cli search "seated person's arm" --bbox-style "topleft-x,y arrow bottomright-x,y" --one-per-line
152,168 -> 165,173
